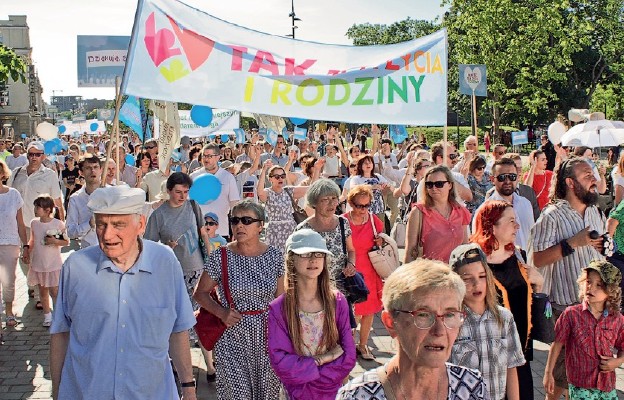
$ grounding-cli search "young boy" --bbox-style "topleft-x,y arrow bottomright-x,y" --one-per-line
543,260 -> 624,400
201,212 -> 227,253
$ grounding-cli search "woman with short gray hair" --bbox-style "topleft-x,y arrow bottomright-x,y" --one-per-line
337,259 -> 488,400
296,179 -> 357,327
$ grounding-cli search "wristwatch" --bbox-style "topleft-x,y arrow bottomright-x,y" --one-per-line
22,244 -> 30,249
180,380 -> 196,388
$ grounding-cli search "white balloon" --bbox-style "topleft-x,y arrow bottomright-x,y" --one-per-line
36,122 -> 58,141
547,121 -> 567,145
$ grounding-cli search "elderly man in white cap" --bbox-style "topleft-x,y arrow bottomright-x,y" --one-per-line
8,141 -> 64,304
50,185 -> 197,400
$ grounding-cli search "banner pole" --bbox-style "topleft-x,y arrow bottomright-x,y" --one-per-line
101,76 -> 123,187
472,92 -> 478,141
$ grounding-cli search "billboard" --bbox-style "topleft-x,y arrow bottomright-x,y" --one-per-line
77,35 -> 131,87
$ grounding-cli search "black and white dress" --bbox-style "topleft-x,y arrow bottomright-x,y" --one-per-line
263,187 -> 298,254
205,246 -> 284,400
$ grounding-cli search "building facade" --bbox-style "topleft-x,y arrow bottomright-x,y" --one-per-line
0,15 -> 45,140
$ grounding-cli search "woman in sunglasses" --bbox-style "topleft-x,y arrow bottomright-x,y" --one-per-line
337,259 -> 488,399
405,165 -> 471,263
466,156 -> 493,215
471,200 -> 540,400
344,185 -> 385,360
268,229 -> 356,399
258,163 -> 311,253
194,200 -> 285,399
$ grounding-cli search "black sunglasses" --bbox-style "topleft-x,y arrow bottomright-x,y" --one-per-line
449,153 -> 459,160
204,221 -> 218,227
424,180 -> 448,189
352,203 -> 371,209
495,173 -> 517,182
270,174 -> 286,179
230,216 -> 263,225
145,146 -> 156,150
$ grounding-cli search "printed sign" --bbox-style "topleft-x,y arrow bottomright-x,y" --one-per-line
511,130 -> 528,145
459,64 -> 487,97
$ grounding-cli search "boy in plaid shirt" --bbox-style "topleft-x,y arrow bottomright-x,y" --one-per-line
544,260 -> 624,399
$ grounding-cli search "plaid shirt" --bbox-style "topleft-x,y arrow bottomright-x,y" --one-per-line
555,302 -> 624,392
450,306 -> 526,400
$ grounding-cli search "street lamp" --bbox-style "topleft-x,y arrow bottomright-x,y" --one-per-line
286,0 -> 301,39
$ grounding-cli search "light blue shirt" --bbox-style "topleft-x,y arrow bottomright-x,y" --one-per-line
51,240 -> 196,399
66,187 -> 98,248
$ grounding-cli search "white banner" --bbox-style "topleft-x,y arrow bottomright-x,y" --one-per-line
86,50 -> 127,67
178,109 -> 239,138
122,0 -> 447,125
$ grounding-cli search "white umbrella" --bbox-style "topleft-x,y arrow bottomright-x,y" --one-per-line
560,120 -> 624,148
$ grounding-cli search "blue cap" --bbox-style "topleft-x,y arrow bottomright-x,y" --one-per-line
204,212 -> 219,224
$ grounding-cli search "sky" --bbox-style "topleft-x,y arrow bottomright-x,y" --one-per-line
3,0 -> 443,103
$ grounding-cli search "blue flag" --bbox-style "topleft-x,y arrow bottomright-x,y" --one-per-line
234,128 -> 246,144
388,125 -> 408,144
265,129 -> 278,146
294,127 -> 307,141
119,96 -> 144,139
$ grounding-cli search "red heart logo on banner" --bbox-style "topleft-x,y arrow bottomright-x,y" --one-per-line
144,13 -> 182,67
168,16 -> 215,71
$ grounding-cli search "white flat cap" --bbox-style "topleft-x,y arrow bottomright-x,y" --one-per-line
88,185 -> 146,214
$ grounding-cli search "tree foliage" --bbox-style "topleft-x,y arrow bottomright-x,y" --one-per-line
346,0 -> 624,128
0,45 -> 27,83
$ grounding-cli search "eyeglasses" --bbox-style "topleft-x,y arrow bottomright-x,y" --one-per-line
395,309 -> 465,329
352,203 -> 371,209
145,146 -> 156,150
270,174 -> 286,179
449,153 -> 459,160
496,151 -> 506,156
349,164 -> 357,168
27,152 -> 44,158
230,216 -> 263,225
204,221 -> 218,227
475,166 -> 485,171
297,252 -> 327,259
204,154 -> 220,159
417,164 -> 431,171
424,180 -> 448,189
495,173 -> 517,182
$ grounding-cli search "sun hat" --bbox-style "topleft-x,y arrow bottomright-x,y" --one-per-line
285,229 -> 332,256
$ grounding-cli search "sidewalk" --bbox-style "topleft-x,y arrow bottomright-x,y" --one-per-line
1,243 -> 623,399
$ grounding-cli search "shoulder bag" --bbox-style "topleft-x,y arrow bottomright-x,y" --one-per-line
408,205 -> 424,260
190,199 -> 207,259
368,213 -> 401,279
337,217 -> 369,304
390,216 -> 406,249
195,247 -> 233,350
284,187 -> 308,225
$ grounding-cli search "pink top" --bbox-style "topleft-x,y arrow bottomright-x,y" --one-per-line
417,203 -> 471,263
29,218 -> 65,273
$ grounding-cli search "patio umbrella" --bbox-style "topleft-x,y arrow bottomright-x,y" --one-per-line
560,120 -> 624,148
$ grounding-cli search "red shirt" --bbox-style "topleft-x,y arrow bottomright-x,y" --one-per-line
418,203 -> 471,263
554,302 -> 624,392
524,171 -> 552,210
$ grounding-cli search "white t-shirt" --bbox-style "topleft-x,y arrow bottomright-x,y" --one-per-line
323,155 -> 341,177
190,167 -> 241,237
0,188 -> 24,246
5,154 -> 28,170
373,153 -> 399,169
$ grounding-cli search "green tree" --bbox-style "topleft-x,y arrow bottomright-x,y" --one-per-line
0,45 -> 27,83
346,18 -> 439,46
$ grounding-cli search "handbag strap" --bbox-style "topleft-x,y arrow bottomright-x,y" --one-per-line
220,247 -> 234,308
339,216 -> 346,255
369,212 -> 378,237
190,200 -> 206,254
414,205 -> 423,247
284,187 -> 300,211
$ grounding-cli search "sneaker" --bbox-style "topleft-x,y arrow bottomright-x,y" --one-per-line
43,313 -> 52,327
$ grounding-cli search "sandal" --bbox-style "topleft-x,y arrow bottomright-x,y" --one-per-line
5,315 -> 18,327
357,344 -> 375,360
35,301 -> 43,310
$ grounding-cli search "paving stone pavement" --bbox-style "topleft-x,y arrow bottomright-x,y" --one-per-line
1,242 -> 623,399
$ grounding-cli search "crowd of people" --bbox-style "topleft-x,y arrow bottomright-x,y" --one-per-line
0,123 -> 623,400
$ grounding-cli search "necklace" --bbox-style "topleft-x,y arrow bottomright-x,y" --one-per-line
348,211 -> 368,226
392,366 -> 443,400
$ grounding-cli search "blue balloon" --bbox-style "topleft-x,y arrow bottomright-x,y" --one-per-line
58,125 -> 67,134
44,141 -> 57,155
289,117 -> 307,126
125,154 -> 136,166
21,133 -> 27,139
90,122 -> 99,132
60,139 -> 69,151
190,105 -> 213,127
221,134 -> 229,143
189,174 -> 222,204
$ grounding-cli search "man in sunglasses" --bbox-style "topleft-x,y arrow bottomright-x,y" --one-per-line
190,143 -> 240,241
528,157 -> 605,400
486,143 -> 507,171
474,158 -> 534,249
144,138 -> 159,169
